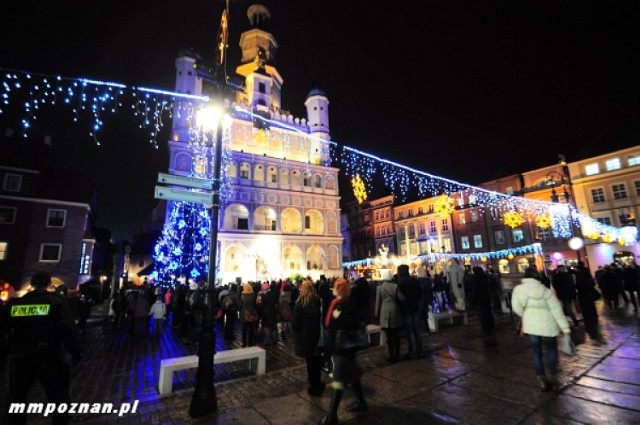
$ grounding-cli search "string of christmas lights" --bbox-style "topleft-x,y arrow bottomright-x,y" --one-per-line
1,68 -> 636,247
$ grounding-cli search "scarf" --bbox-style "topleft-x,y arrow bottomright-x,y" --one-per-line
324,297 -> 345,328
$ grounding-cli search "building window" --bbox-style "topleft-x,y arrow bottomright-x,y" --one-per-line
470,210 -> 479,222
40,244 -> 62,262
399,227 -> 405,238
418,222 -> 425,235
612,183 -> 628,200
0,242 -> 7,260
458,213 -> 466,225
597,217 -> 612,226
537,227 -> 551,241
398,211 -> 404,219
418,207 -> 423,214
429,221 -> 437,233
46,209 -> 67,228
606,158 -> 621,171
305,216 -> 311,229
585,163 -> 599,175
473,234 -> 483,248
635,180 -> 640,196
494,230 -> 505,245
505,187 -> 514,195
0,207 -> 17,224
628,154 -> 640,166
461,236 -> 470,250
258,82 -> 266,93
442,219 -> 449,231
237,218 -> 248,230
375,211 -> 380,221
385,210 -> 390,219
512,228 -> 524,243
428,205 -> 434,214
442,239 -> 452,252
468,195 -> 477,205
78,242 -> 91,275
408,224 -> 415,238
591,188 -> 605,203
240,169 -> 249,179
2,174 -> 22,192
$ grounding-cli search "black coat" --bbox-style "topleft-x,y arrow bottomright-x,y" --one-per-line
397,274 -> 421,314
292,297 -> 322,358
551,271 -> 576,301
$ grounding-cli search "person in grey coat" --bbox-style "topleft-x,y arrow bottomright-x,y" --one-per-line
375,269 -> 405,363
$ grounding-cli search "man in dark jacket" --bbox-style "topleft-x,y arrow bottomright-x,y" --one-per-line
2,271 -> 81,425
551,265 -> 579,327
396,264 -> 424,359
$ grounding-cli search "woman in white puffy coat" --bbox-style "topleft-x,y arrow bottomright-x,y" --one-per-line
512,266 -> 571,391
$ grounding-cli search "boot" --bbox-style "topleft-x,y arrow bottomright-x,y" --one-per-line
345,380 -> 368,412
319,389 -> 342,425
536,375 -> 550,391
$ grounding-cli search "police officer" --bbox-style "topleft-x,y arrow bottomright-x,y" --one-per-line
2,271 -> 81,425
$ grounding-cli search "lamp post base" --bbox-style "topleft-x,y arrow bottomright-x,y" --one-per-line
189,314 -> 217,417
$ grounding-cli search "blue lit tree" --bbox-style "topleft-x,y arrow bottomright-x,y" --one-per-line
152,201 -> 211,288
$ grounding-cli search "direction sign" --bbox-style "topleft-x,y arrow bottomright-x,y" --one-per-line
157,172 -> 213,190
154,186 -> 213,205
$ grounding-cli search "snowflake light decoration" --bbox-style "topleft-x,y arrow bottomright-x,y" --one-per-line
434,194 -> 455,216
351,174 -> 368,204
503,210 -> 524,228
535,213 -> 552,229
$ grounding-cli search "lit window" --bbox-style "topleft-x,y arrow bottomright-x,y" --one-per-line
591,188 -> 605,203
470,210 -> 479,222
606,158 -> 621,171
0,207 -> 16,224
46,209 -> 66,228
461,236 -> 470,250
39,244 -> 61,262
2,174 -> 22,192
512,229 -> 524,243
585,163 -> 599,175
0,242 -> 7,260
458,213 -> 466,225
505,187 -> 514,195
612,183 -> 628,200
494,230 -> 505,244
628,154 -> 640,166
468,195 -> 477,205
473,234 -> 483,248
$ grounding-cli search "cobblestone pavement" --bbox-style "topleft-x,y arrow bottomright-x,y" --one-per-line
2,300 -> 639,424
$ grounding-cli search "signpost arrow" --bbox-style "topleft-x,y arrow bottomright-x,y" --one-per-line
158,172 -> 213,190
154,185 -> 213,205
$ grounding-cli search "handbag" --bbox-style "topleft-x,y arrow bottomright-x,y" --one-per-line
245,309 -> 258,322
335,325 -> 369,351
560,333 -> 576,356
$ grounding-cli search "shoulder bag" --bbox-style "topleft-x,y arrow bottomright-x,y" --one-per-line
335,325 -> 369,351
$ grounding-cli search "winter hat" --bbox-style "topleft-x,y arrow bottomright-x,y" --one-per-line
261,282 -> 270,291
333,277 -> 350,298
242,283 -> 254,294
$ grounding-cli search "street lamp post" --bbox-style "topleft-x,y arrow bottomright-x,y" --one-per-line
189,102 -> 224,417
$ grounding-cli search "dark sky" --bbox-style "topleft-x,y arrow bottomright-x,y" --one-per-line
2,1 -> 640,240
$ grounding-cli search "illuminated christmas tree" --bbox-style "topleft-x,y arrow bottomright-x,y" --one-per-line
152,201 -> 212,288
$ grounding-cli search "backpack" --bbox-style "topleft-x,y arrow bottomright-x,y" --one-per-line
221,294 -> 235,312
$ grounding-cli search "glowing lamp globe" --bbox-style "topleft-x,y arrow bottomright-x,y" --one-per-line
568,237 -> 584,251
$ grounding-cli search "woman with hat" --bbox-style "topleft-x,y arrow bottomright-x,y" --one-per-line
320,277 -> 368,424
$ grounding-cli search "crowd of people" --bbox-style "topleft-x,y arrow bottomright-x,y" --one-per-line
4,258 -> 639,424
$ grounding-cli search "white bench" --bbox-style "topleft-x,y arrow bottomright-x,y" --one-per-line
366,324 -> 386,345
158,346 -> 266,396
427,310 -> 468,332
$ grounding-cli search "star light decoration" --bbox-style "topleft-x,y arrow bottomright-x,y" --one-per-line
2,67 -> 637,247
351,174 -> 368,204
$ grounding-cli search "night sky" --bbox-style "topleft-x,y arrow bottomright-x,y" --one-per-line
2,1 -> 640,240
